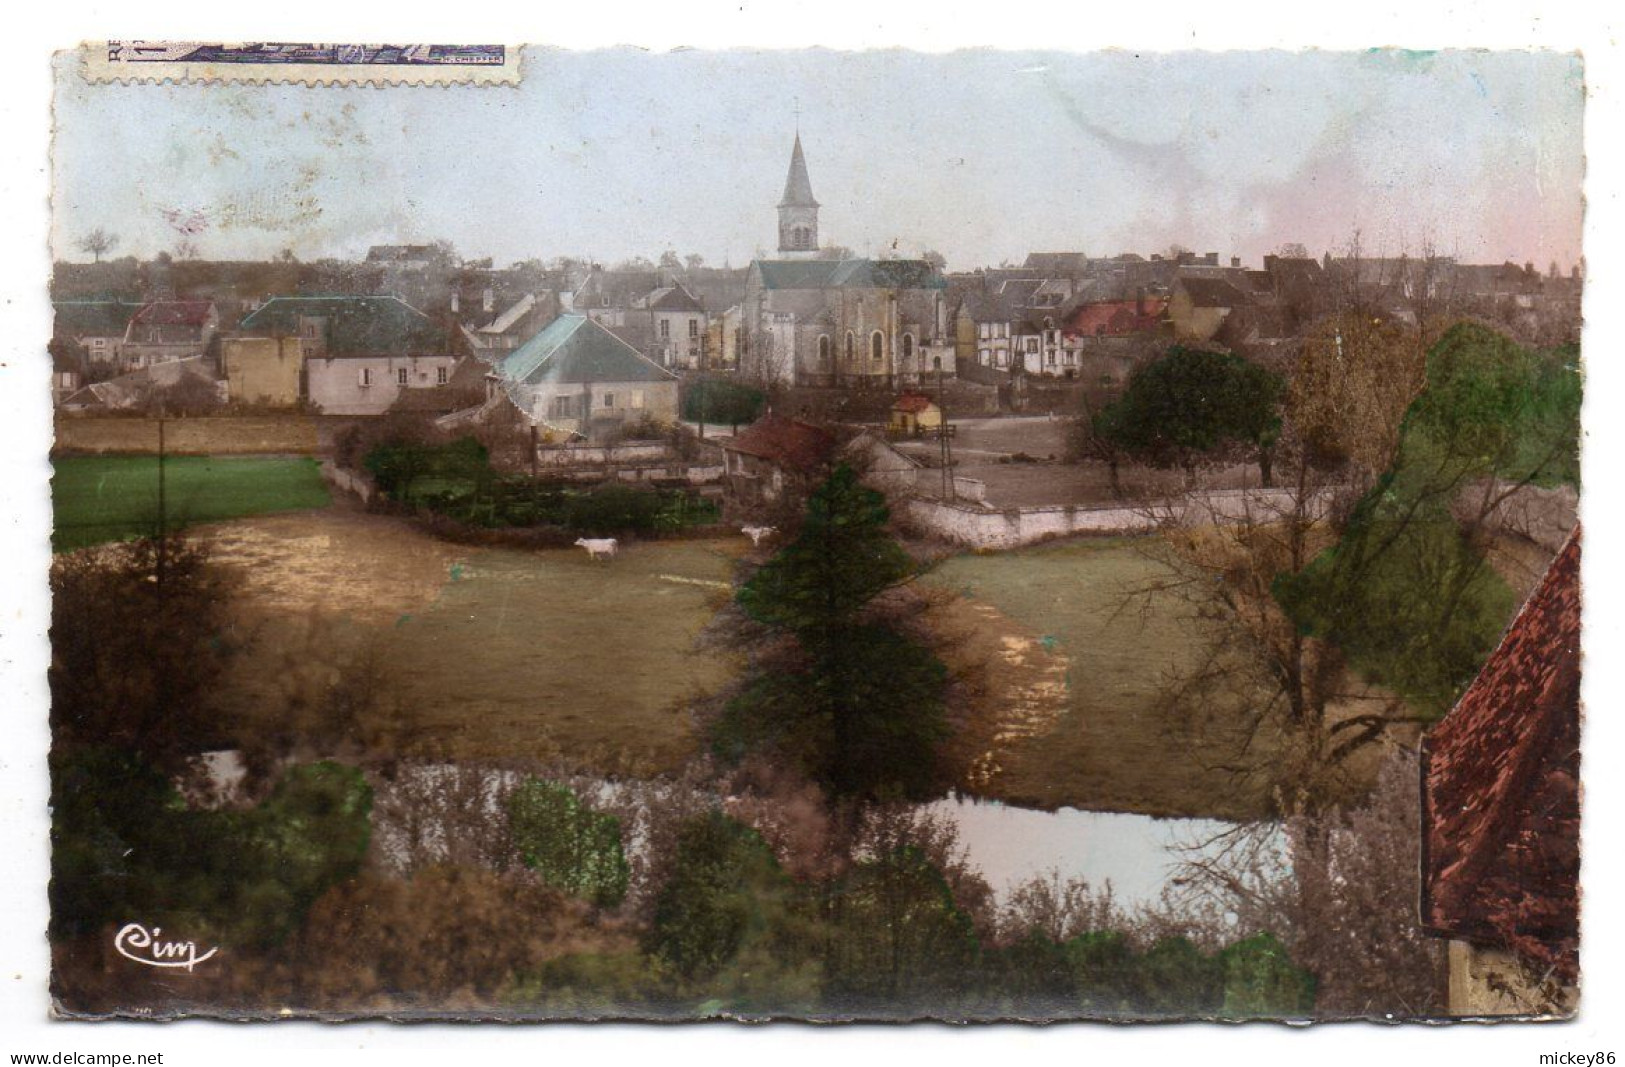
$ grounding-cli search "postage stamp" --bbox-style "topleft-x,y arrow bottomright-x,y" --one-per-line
42,41 -> 1586,1025
83,41 -> 520,85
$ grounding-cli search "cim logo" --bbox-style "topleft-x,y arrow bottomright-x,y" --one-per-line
113,923 -> 219,972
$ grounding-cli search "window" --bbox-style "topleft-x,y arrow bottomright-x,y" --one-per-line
818,334 -> 832,363
845,331 -> 855,361
979,347 -> 991,365
358,367 -> 373,387
871,331 -> 884,361
1026,337 -> 1039,354
632,391 -> 645,409
91,338 -> 105,349
659,319 -> 671,340
603,393 -> 616,408
688,319 -> 700,339
437,366 -> 449,385
551,395 -> 574,418
902,333 -> 915,361
397,367 -> 409,386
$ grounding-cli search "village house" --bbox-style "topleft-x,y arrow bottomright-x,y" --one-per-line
238,294 -> 459,416
59,355 -> 224,414
719,412 -> 838,519
52,300 -> 141,370
888,393 -> 943,436
1168,275 -> 1253,343
634,284 -> 709,369
1421,528 -> 1580,1016
490,312 -> 679,443
460,291 -> 564,362
218,336 -> 304,407
120,299 -> 220,370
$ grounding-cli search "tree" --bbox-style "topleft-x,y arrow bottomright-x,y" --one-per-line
821,845 -> 981,1014
1273,242 -> 1310,260
76,228 -> 118,263
717,466 -> 950,800
50,535 -> 238,775
737,465 -> 913,633
1276,322 -> 1580,719
658,250 -> 683,270
684,253 -> 706,272
681,378 -> 764,433
1095,346 -> 1284,485
921,249 -> 948,271
644,810 -> 819,1009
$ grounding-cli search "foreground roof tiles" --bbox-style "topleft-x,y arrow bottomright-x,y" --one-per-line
1421,526 -> 1581,983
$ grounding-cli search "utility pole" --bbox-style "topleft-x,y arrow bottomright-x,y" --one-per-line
934,356 -> 954,501
155,409 -> 168,589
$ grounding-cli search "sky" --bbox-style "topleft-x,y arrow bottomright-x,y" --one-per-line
51,47 -> 1585,272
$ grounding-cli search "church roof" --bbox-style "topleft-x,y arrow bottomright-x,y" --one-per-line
778,133 -> 820,209
498,313 -> 677,386
753,258 -> 948,291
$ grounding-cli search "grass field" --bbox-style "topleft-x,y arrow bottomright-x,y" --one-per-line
927,538 -> 1287,819
52,455 -> 332,550
205,512 -> 743,774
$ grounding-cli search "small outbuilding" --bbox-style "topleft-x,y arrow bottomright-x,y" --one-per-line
888,393 -> 942,436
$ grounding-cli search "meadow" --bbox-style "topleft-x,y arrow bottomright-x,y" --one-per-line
204,512 -> 743,775
52,455 -> 332,550
54,451 -> 333,548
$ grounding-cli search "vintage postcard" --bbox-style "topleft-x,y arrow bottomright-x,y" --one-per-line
42,40 -> 1584,1024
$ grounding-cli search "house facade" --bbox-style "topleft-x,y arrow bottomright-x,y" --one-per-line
121,300 -> 220,369
491,313 -> 679,443
238,294 -> 458,416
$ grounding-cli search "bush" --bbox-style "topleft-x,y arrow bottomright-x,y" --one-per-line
506,779 -> 631,907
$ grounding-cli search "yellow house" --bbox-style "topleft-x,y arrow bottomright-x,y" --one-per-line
220,336 -> 304,407
888,393 -> 942,436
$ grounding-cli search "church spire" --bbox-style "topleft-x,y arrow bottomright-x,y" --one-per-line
777,132 -> 820,257
779,133 -> 819,209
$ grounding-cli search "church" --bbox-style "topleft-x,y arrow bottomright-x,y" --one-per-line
740,133 -> 955,389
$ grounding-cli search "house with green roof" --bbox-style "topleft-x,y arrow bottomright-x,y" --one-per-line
237,295 -> 460,415
491,313 -> 678,443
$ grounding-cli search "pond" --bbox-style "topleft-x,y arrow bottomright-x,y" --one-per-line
924,795 -> 1286,910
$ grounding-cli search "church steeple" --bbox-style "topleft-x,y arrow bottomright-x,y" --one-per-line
777,133 -> 820,258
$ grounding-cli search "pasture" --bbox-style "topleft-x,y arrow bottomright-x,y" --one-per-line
926,537 -> 1388,820
204,512 -> 743,774
52,455 -> 331,550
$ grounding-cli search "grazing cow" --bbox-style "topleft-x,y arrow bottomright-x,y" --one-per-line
741,525 -> 777,547
574,537 -> 618,560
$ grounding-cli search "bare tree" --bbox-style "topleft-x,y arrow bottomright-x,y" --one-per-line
76,227 -> 119,264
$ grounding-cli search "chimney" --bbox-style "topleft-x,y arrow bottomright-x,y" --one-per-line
1231,256 -> 1241,269
1204,252 -> 1218,266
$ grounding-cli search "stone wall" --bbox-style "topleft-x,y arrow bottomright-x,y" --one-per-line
904,487 -> 1326,549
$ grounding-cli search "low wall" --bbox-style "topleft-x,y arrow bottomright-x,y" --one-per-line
535,442 -> 673,467
321,460 -> 376,504
905,487 -> 1327,549
55,414 -> 323,455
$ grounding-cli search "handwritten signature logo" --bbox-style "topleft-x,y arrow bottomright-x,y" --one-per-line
113,923 -> 219,971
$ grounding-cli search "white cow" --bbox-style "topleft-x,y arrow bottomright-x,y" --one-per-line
741,525 -> 777,547
574,537 -> 618,560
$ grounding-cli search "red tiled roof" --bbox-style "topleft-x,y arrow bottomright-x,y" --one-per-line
1421,527 -> 1581,982
1064,298 -> 1167,337
131,300 -> 215,327
724,414 -> 836,473
891,393 -> 937,414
